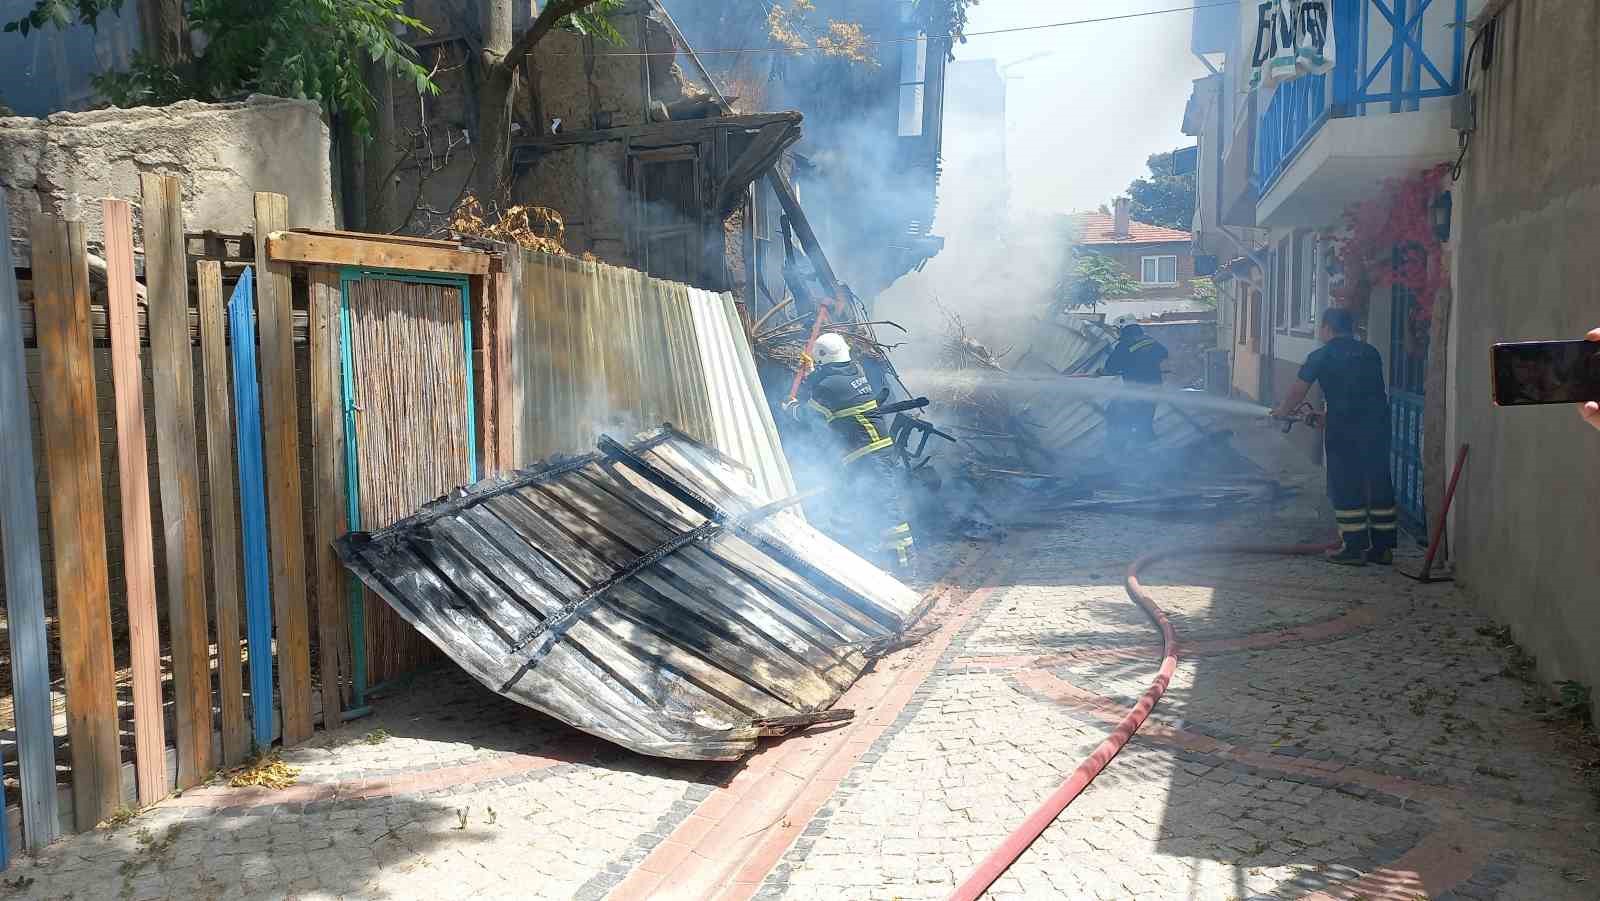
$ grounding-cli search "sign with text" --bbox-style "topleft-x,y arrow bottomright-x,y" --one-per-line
1246,0 -> 1336,90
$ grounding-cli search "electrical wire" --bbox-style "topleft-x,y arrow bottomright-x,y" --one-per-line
570,1 -> 1244,58
1451,13 -> 1499,180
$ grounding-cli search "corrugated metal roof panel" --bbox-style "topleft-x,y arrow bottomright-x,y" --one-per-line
508,250 -> 797,506
685,287 -> 797,503
1016,389 -> 1222,465
1012,316 -> 1116,375
334,428 -> 918,761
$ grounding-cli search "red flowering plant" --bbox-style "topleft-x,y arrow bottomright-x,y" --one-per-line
1330,163 -> 1451,346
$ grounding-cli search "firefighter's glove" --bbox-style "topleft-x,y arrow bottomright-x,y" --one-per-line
799,351 -> 815,373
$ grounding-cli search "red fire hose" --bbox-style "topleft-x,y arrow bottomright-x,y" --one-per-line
949,541 -> 1334,900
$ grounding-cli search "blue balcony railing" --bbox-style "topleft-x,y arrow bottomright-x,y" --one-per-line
1253,0 -> 1466,196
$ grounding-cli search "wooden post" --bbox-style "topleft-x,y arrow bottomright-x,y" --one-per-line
197,260 -> 250,765
308,268 -> 348,723
765,171 -> 843,300
103,199 -> 169,803
0,193 -> 60,847
141,174 -> 216,787
471,273 -> 496,476
493,251 -> 521,470
254,193 -> 315,744
30,214 -> 121,829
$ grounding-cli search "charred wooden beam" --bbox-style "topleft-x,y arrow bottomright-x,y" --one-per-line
766,170 -> 842,304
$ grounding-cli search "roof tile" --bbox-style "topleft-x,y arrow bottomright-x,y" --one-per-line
1072,212 -> 1192,245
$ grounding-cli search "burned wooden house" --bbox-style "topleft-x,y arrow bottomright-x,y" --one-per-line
387,0 -> 953,318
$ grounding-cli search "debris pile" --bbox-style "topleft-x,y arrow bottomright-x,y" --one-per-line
915,314 -> 1280,530
939,306 -> 1009,373
750,309 -> 903,375
447,194 -> 573,256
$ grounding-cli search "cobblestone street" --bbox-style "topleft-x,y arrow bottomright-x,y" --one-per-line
7,451 -> 1599,901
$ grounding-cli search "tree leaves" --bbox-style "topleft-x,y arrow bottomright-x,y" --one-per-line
18,0 -> 437,137
1055,249 -> 1140,312
1125,150 -> 1196,232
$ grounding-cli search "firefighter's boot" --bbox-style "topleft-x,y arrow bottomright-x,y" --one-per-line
1324,544 -> 1368,567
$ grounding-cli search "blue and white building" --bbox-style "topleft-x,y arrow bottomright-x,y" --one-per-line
1185,0 -> 1483,534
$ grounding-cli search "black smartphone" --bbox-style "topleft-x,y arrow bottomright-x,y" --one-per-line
1491,340 -> 1600,406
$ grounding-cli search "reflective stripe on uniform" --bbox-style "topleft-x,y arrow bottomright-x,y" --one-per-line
841,436 -> 894,464
1337,521 -> 1369,534
1129,338 -> 1156,353
815,399 -> 879,422
1366,506 -> 1397,530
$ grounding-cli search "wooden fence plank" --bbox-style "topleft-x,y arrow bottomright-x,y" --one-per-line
30,213 -> 121,830
308,268 -> 347,723
142,174 -> 216,787
254,194 -> 315,745
265,230 -> 491,275
0,193 -> 60,848
103,198 -> 168,803
228,269 -> 277,746
197,260 -> 250,766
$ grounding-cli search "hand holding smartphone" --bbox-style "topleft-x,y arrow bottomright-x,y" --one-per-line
1583,329 -> 1600,430
1490,337 -> 1600,406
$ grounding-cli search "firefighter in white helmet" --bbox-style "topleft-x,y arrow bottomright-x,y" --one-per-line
786,332 -> 915,572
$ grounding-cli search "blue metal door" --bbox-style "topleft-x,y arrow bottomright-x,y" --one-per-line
1389,282 -> 1427,536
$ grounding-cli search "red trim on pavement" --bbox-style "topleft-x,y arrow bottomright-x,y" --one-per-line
950,543 -> 1347,900
608,545 -> 1008,901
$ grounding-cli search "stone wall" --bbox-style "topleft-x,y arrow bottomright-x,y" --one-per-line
1450,0 -> 1600,716
1,95 -> 334,248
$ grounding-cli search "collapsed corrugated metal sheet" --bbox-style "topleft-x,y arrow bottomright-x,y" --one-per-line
939,315 -> 1226,470
334,428 -> 920,761
504,250 -> 796,502
1010,315 -> 1116,376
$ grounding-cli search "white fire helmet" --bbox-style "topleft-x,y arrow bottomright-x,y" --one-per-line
1111,315 -> 1138,330
812,332 -> 851,365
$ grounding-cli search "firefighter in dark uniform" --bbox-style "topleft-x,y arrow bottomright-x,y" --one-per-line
1101,319 -> 1169,450
1273,307 -> 1399,565
786,333 -> 915,572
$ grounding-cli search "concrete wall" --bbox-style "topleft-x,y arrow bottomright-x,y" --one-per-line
1141,319 -> 1217,389
1451,0 -> 1600,711
1,95 -> 334,247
